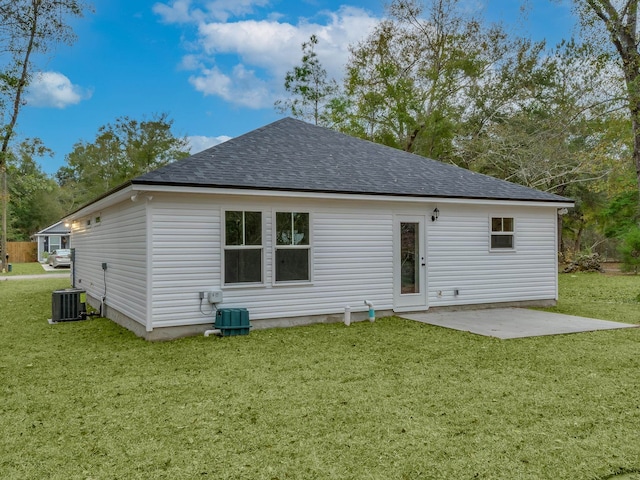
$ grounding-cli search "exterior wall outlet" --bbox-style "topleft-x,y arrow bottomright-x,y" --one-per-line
207,289 -> 223,304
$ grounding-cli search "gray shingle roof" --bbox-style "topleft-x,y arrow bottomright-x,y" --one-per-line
35,221 -> 69,235
133,117 -> 571,203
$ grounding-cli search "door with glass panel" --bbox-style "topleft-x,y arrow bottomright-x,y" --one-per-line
393,215 -> 427,311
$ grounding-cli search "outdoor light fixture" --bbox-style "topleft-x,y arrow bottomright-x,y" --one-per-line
431,207 -> 439,222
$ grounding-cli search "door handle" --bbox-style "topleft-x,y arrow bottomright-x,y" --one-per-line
421,257 -> 426,267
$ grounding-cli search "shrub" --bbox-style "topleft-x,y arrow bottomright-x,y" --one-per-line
618,226 -> 640,274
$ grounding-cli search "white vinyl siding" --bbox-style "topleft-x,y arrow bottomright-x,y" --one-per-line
71,201 -> 147,326
73,191 -> 561,333
221,208 -> 393,320
146,196 -> 558,328
147,196 -> 393,327
150,197 -> 220,328
427,205 -> 557,307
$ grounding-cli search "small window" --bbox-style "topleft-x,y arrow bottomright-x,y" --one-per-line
275,212 -> 310,282
491,217 -> 514,250
224,211 -> 263,284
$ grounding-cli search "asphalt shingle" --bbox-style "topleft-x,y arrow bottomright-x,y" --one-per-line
133,117 -> 572,203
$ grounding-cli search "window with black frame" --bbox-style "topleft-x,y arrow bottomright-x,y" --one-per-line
275,212 -> 310,282
224,210 -> 263,284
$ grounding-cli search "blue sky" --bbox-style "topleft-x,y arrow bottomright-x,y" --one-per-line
17,0 -> 576,175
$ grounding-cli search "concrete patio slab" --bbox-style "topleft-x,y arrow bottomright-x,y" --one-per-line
400,308 -> 639,339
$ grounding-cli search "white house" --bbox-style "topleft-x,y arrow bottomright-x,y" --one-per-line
64,118 -> 574,340
34,221 -> 70,263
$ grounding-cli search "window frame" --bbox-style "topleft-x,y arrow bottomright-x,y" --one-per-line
48,235 -> 62,253
273,210 -> 312,284
222,209 -> 265,286
489,216 -> 515,252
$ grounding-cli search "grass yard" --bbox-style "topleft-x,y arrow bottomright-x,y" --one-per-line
0,262 -> 66,276
1,275 -> 639,479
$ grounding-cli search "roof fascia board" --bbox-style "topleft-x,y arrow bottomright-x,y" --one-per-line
34,221 -> 65,235
130,184 -> 574,208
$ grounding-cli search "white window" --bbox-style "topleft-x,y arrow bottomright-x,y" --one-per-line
491,217 -> 514,250
48,236 -> 62,252
275,212 -> 310,282
224,211 -> 263,284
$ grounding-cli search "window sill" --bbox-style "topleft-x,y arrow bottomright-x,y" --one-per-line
223,282 -> 266,289
273,280 -> 313,287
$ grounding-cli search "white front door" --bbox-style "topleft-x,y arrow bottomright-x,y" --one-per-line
393,215 -> 427,312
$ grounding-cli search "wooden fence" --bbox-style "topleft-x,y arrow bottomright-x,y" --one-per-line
6,242 -> 37,263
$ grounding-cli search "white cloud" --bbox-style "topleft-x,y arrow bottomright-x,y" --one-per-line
190,64 -> 273,108
154,0 -> 271,23
154,1 -> 380,108
179,54 -> 202,70
205,0 -> 271,22
26,71 -> 91,109
187,134 -> 232,153
196,7 -> 378,82
153,0 -> 199,24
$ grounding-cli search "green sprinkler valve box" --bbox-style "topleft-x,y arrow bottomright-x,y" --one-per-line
215,308 -> 251,337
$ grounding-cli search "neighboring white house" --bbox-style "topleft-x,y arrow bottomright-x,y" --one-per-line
34,221 -> 70,263
64,118 -> 574,340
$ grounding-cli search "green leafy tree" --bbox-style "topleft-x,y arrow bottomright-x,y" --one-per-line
576,0 -> 640,202
7,139 -> 64,240
275,35 -> 338,126
57,113 -> 190,208
463,40 -> 619,193
333,0 -> 531,161
0,0 -> 87,268
618,226 -> 640,272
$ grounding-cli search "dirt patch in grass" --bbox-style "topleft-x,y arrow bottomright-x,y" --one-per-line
601,262 -> 629,275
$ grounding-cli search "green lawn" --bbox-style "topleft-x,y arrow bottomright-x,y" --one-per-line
0,262 -> 67,276
1,275 -> 639,479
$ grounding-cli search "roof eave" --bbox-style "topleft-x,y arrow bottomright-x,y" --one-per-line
131,180 -> 574,206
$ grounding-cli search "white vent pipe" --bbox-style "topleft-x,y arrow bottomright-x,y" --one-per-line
364,300 -> 375,322
344,301 -> 375,325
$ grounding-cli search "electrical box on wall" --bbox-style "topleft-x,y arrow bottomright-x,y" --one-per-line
207,289 -> 223,304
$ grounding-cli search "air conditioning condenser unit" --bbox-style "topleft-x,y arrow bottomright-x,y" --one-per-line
51,289 -> 86,322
